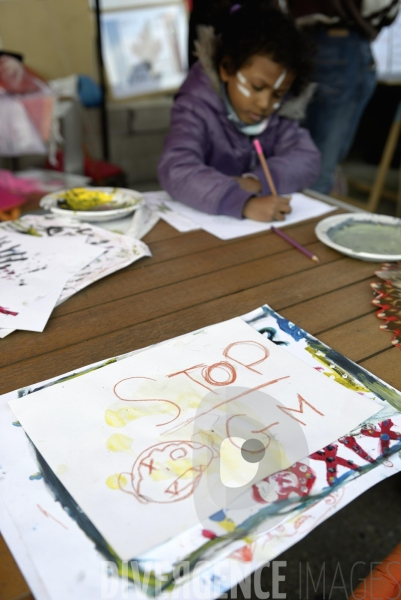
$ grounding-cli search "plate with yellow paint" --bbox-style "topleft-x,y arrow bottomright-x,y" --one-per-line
40,187 -> 143,222
315,213 -> 401,262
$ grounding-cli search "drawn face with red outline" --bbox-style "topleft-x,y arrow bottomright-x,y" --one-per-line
252,462 -> 316,504
128,441 -> 214,504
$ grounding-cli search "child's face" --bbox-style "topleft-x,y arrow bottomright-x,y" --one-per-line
219,55 -> 295,124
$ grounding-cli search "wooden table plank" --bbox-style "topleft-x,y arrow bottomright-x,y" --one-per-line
0,534 -> 30,600
141,215 -> 341,266
361,347 -> 401,391
282,279 -> 375,335
51,237 -> 340,319
0,259 -> 379,394
319,313 -> 394,363
0,250 -> 367,371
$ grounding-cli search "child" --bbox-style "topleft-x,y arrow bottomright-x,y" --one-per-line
158,2 -> 321,222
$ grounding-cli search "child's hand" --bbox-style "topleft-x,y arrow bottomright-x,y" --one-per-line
243,195 -> 291,222
234,176 -> 262,194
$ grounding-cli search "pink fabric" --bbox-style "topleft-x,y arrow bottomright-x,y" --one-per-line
0,189 -> 26,212
0,170 -> 41,195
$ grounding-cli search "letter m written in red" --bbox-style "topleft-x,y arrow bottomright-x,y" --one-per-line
277,394 -> 324,426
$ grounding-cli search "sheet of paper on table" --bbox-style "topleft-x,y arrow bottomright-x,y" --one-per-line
143,191 -> 336,240
9,317 -> 381,560
0,232 -> 105,333
0,272 -> 68,332
0,215 -> 151,337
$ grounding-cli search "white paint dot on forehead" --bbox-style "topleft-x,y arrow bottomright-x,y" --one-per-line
273,69 -> 287,90
237,82 -> 251,97
237,71 -> 247,84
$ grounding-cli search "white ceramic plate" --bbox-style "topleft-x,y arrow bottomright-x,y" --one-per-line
315,213 -> 401,262
40,187 -> 143,222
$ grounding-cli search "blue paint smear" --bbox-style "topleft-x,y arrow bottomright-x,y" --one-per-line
210,510 -> 226,522
29,472 -> 43,481
12,421 -> 22,427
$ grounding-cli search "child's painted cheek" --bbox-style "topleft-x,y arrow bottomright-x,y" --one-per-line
273,69 -> 287,90
272,70 -> 287,111
236,71 -> 251,98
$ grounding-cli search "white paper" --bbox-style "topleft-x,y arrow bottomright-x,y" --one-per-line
0,230 -> 104,283
0,272 -> 68,331
144,191 -> 200,232
0,277 -> 54,318
0,216 -> 150,337
6,280 -> 67,332
0,231 -> 104,335
145,192 -> 336,240
0,493 -> 52,600
9,318 -> 381,560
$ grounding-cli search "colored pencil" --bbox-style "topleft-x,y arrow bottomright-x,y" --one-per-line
253,139 -> 319,264
253,139 -> 277,196
271,226 -> 320,263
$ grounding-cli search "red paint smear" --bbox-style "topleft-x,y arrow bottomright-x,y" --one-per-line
37,504 -> 68,530
0,306 -> 18,316
202,529 -> 217,540
232,545 -> 254,563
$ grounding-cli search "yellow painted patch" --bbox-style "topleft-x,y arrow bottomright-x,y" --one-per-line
106,433 -> 134,453
218,517 -> 236,533
56,464 -> 67,475
105,407 -> 144,428
105,409 -> 126,428
106,474 -> 128,490
177,392 -> 203,409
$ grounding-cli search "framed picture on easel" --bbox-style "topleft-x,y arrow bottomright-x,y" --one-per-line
100,1 -> 188,100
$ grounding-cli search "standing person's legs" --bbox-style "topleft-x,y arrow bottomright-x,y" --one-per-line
304,30 -> 377,195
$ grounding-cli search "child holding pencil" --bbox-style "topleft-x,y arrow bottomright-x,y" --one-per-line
158,2 -> 321,222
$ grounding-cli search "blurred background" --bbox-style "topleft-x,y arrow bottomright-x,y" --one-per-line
0,0 -> 400,220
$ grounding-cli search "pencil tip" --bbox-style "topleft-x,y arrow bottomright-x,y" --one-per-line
312,256 -> 320,263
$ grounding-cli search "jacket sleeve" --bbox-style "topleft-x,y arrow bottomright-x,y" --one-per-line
158,99 -> 253,219
253,118 -> 321,196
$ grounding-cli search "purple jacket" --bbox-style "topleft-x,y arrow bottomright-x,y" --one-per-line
158,62 -> 321,219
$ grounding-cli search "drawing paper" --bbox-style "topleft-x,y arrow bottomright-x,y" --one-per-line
144,192 -> 336,240
0,272 -> 68,331
9,318 -> 381,559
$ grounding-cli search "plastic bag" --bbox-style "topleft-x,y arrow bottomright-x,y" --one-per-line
0,56 -> 54,156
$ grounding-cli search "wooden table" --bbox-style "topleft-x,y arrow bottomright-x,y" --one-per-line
1,207 -> 400,600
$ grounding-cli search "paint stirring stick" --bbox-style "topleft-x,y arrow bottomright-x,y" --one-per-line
253,139 -> 277,196
271,226 -> 320,263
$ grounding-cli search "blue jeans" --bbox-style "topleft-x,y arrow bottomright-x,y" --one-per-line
304,30 -> 377,194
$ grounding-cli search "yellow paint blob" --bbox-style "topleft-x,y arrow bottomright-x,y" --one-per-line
106,433 -> 134,454
106,474 -> 128,490
105,409 -> 126,428
105,407 -> 145,428
56,464 -> 68,475
150,458 -> 195,482
218,517 -> 236,533
177,392 -> 203,409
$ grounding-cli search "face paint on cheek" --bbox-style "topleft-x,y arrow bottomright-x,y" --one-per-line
236,71 -> 251,97
272,70 -> 287,111
273,69 -> 287,90
237,71 -> 247,85
237,82 -> 251,97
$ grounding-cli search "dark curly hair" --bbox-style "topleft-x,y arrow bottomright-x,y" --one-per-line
213,2 -> 314,96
